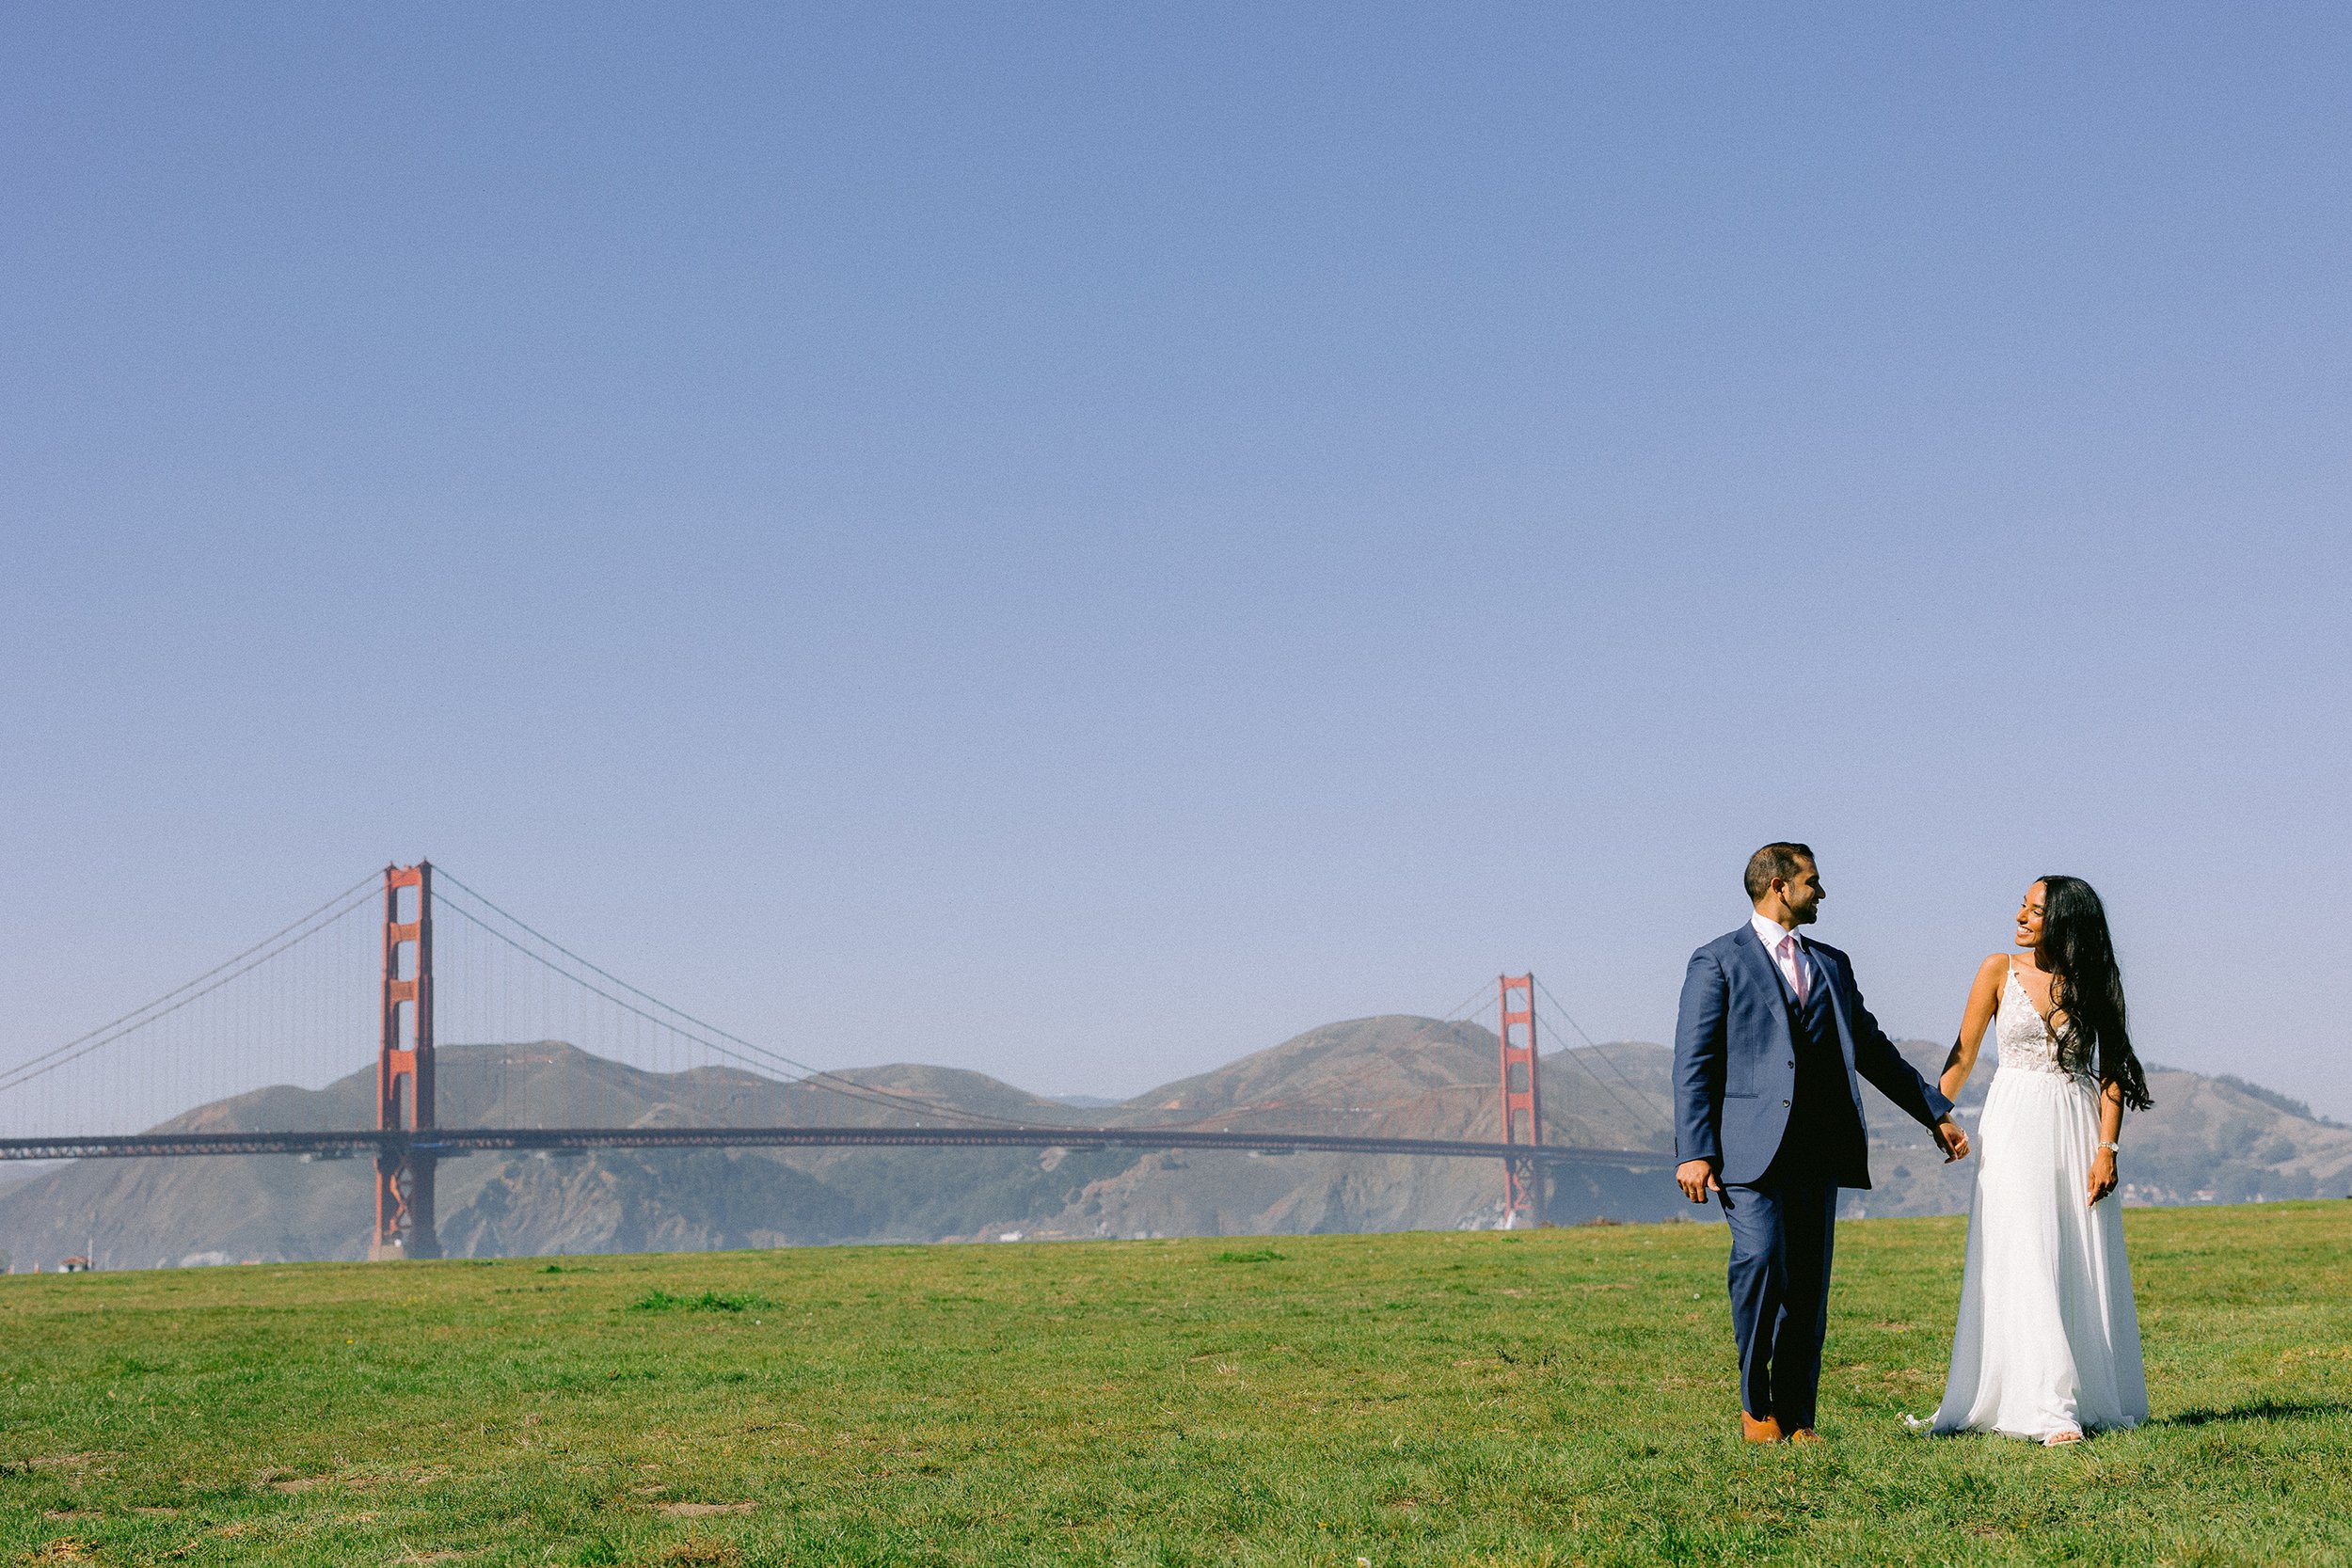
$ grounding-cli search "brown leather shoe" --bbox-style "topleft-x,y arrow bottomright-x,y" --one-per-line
1741,1412 -> 1784,1443
1786,1427 -> 1823,1445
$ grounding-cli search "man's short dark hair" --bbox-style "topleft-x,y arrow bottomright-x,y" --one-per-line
1744,842 -> 1816,903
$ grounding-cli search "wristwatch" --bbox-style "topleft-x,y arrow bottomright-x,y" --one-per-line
2096,1141 -> 2119,1152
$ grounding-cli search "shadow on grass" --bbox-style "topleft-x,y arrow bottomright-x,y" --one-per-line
2152,1398 -> 2352,1428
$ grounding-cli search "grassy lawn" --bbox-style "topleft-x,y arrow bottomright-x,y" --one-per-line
2,1201 -> 2346,1566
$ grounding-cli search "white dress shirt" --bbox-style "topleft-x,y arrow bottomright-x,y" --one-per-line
1749,911 -> 1815,1001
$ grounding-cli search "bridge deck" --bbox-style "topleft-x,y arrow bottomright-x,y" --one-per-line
0,1125 -> 1671,1167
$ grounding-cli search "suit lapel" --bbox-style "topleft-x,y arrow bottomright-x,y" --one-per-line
1732,926 -> 1794,1045
1808,940 -> 1862,1079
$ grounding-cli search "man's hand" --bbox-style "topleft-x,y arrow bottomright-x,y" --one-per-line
1931,1117 -> 1971,1163
1676,1158 -> 1723,1204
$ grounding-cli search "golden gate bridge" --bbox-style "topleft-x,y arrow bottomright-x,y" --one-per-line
0,863 -> 1673,1259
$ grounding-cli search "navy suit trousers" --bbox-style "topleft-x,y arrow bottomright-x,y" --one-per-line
1721,1161 -> 1838,1431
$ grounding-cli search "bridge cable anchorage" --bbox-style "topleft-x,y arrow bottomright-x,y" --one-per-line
0,875 -> 382,1096
1530,975 -> 1671,1138
431,872 -> 1047,1130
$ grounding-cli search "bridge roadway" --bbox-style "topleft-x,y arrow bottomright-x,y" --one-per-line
0,1124 -> 1672,1168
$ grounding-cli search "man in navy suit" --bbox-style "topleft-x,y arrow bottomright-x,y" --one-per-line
1674,843 -> 1971,1443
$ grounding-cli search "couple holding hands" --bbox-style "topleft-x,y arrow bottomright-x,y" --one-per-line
1673,843 -> 2150,1446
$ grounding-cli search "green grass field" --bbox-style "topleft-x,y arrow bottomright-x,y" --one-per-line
3,1202 -> 2346,1567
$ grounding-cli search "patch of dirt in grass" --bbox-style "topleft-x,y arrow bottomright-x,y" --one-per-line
658,1501 -> 755,1517
660,1541 -> 742,1566
16,1539 -> 95,1565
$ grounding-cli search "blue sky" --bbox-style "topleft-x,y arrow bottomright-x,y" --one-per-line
5,5 -> 2347,1117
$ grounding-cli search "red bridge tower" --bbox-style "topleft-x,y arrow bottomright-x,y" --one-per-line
1498,974 -> 1544,1227
374,862 -> 440,1259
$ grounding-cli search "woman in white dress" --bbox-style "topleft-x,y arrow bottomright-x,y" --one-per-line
1928,876 -> 2151,1445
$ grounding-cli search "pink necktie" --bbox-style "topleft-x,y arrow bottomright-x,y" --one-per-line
1778,933 -> 1807,1003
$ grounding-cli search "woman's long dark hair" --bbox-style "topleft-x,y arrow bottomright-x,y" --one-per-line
2036,875 -> 2153,1111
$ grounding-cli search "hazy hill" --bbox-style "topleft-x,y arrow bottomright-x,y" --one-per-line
0,1042 -> 1089,1269
1849,1044 -> 2352,1217
998,1015 -> 1681,1241
2,1021 -> 2344,1269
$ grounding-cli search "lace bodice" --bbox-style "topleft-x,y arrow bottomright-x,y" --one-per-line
1995,967 -> 2089,1080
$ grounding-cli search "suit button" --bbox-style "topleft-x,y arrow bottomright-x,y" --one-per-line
1787,1060 -> 1795,1069
1782,1100 -> 1791,1107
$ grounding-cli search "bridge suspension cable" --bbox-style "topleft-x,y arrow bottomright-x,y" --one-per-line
430,869 -> 1047,1130
0,872 -> 382,1100
427,877 -> 1550,1144
0,856 -> 1673,1197
1531,974 -> 1671,1139
0,862 -> 1679,1265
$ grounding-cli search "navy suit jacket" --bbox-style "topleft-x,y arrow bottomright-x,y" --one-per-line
1673,924 -> 1953,1187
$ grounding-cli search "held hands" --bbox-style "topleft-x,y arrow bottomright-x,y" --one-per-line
2087,1149 -> 2119,1207
1675,1158 -> 1723,1204
1677,1117 -> 1970,1200
1932,1117 -> 1972,1163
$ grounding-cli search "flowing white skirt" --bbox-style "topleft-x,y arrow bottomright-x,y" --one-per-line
1930,1068 -> 2148,1438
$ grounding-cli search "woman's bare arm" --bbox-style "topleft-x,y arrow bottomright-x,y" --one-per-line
1939,955 -> 2007,1103
2088,1080 -> 2124,1206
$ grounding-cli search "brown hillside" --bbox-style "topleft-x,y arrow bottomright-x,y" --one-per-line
1,1021 -> 2340,1269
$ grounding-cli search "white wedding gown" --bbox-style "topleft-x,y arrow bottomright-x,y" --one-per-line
1930,966 -> 2148,1438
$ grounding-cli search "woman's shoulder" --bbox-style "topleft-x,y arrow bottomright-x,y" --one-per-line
1977,953 -> 2012,986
